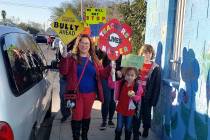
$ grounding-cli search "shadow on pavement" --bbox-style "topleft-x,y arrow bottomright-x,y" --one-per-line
49,101 -> 161,140
35,112 -> 57,140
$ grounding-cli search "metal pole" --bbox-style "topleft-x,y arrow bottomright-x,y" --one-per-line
81,0 -> 83,20
111,61 -> 116,81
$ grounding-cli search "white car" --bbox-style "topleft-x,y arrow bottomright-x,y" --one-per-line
51,37 -> 61,50
0,25 -> 53,140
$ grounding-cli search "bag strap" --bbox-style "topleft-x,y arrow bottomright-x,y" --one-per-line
75,58 -> 89,90
133,81 -> 139,93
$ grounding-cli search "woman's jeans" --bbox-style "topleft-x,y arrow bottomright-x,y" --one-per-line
101,79 -> 116,123
59,77 -> 70,118
116,113 -> 133,132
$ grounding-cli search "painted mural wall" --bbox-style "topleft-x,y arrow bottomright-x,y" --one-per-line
145,0 -> 210,140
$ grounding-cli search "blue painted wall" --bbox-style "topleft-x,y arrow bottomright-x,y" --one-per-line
145,0 -> 210,140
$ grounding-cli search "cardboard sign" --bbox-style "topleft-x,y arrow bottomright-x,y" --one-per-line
121,54 -> 144,69
85,8 -> 106,24
98,19 -> 132,60
51,9 -> 84,45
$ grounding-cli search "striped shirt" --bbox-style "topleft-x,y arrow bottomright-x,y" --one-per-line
139,63 -> 153,96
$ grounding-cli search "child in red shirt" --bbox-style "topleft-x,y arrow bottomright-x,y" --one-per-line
132,44 -> 161,139
108,67 -> 143,140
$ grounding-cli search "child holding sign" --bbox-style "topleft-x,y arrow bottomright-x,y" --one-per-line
108,67 -> 143,140
132,44 -> 161,139
96,48 -> 123,130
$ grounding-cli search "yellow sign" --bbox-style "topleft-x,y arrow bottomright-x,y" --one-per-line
85,8 -> 106,24
51,9 -> 84,45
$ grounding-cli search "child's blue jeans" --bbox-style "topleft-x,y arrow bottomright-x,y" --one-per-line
116,113 -> 133,132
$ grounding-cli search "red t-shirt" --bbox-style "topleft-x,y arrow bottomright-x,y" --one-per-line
139,63 -> 153,96
116,82 -> 135,116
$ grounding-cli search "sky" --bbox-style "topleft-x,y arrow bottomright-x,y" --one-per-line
0,0 -> 76,29
0,0 -> 128,29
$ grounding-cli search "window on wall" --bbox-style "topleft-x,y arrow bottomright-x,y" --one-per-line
170,0 -> 186,81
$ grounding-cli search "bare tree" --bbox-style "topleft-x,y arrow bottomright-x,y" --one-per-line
1,10 -> 6,22
50,1 -> 79,21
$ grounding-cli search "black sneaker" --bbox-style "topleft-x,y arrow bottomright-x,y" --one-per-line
142,128 -> 149,138
99,122 -> 107,130
60,117 -> 68,123
108,121 -> 115,128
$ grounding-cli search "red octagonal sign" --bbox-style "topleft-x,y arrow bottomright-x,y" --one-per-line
98,19 -> 132,60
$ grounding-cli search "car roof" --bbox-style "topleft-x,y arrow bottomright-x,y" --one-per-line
0,25 -> 27,37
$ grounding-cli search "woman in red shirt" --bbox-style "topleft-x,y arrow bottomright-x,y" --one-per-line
59,34 -> 111,140
109,67 -> 143,140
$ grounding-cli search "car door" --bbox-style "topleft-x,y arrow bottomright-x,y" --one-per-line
1,32 -> 49,140
30,37 -> 53,127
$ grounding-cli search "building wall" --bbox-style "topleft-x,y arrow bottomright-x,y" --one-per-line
145,0 -> 210,140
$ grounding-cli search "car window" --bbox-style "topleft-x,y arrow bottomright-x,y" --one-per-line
2,33 -> 47,96
37,35 -> 46,39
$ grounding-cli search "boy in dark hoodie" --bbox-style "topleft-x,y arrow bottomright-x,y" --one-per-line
132,44 -> 161,139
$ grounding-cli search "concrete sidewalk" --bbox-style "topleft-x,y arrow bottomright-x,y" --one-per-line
50,101 -> 160,140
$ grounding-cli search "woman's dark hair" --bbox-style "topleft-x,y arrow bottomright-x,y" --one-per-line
67,38 -> 76,51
